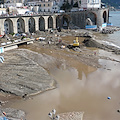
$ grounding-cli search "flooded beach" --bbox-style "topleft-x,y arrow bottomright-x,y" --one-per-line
4,54 -> 120,120
2,34 -> 120,120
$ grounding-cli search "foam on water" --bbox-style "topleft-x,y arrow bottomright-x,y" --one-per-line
101,40 -> 120,49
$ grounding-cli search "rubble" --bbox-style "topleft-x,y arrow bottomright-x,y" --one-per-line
59,111 -> 84,120
0,108 -> 25,120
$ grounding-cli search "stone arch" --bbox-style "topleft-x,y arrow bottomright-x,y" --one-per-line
48,16 -> 53,29
17,18 -> 25,33
86,12 -> 97,25
86,18 -> 93,25
103,11 -> 107,23
62,14 -> 71,29
28,17 -> 35,33
4,18 -> 13,34
39,16 -> 45,31
56,16 -> 61,28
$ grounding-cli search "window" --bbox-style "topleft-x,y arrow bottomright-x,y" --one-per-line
44,4 -> 45,6
48,4 -> 49,6
5,24 -> 8,27
95,0 -> 99,3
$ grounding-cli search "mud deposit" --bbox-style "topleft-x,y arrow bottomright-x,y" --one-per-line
1,35 -> 120,120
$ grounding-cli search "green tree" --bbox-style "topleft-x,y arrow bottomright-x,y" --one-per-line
73,2 -> 78,7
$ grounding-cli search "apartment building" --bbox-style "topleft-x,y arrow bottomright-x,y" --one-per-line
26,0 -> 64,13
81,0 -> 101,9
4,0 -> 24,7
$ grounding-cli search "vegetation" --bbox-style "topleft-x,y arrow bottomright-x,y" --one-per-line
0,0 -> 4,4
10,33 -> 15,36
73,2 -> 78,7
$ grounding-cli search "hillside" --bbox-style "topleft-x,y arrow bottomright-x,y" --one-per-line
102,0 -> 120,8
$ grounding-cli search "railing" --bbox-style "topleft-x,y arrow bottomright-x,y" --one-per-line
0,12 -> 61,18
1,38 -> 34,48
0,7 -> 108,19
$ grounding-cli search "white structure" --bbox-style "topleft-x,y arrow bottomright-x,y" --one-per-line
17,8 -> 29,14
26,0 -> 64,13
0,48 -> 4,54
4,0 -> 24,8
81,0 -> 101,9
4,3 -> 23,7
0,8 -> 7,15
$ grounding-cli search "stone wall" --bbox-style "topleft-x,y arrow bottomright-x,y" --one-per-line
67,8 -> 109,29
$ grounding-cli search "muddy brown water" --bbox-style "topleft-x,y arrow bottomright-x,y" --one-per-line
3,36 -> 120,120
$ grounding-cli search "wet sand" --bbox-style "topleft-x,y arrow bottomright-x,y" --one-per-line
2,36 -> 120,120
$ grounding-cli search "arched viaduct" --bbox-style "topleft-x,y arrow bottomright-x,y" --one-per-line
1,14 -> 57,35
0,8 -> 109,35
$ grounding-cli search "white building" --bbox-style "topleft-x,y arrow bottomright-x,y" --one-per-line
17,8 -> 29,14
81,0 -> 101,9
26,0 -> 64,13
0,8 -> 7,15
4,0 -> 24,8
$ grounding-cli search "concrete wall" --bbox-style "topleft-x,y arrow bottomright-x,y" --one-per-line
68,8 -> 109,28
4,45 -> 18,51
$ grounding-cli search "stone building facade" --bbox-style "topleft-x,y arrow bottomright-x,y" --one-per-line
81,0 -> 101,9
